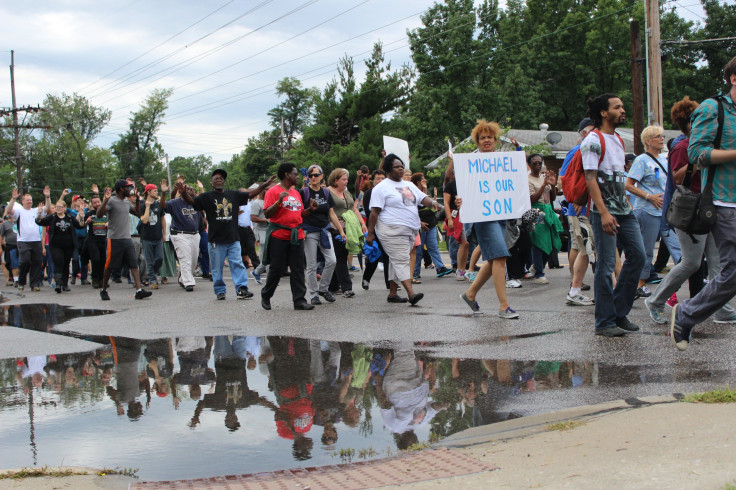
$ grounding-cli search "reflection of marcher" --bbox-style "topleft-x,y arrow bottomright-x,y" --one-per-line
105,337 -> 146,420
189,335 -> 260,431
373,342 -> 446,450
309,341 -> 344,445
173,337 -> 215,401
263,336 -> 314,460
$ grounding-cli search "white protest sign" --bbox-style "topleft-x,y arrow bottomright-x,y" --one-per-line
453,151 -> 530,223
383,136 -> 410,170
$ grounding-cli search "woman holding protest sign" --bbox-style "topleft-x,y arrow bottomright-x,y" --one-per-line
366,154 -> 443,306
454,119 -> 520,319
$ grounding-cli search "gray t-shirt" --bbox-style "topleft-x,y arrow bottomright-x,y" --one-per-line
0,220 -> 17,247
250,199 -> 267,233
106,196 -> 134,239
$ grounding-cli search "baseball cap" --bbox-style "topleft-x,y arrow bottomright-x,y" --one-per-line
578,118 -> 595,132
144,184 -> 157,193
211,168 -> 227,179
114,179 -> 134,192
72,195 -> 82,202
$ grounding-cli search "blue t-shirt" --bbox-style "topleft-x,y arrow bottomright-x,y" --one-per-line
166,198 -> 200,233
559,145 -> 587,216
628,153 -> 668,216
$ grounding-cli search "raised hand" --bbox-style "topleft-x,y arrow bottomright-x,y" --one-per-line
11,188 -> 18,200
160,179 -> 169,193
104,187 -> 112,199
196,179 -> 204,191
43,186 -> 51,198
138,177 -> 147,186
91,184 -> 99,194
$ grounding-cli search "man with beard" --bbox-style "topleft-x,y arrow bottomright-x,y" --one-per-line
582,94 -> 645,336
97,179 -> 152,301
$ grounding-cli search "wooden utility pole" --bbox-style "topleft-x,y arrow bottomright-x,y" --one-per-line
10,50 -> 21,190
630,21 -> 645,155
645,0 -> 663,126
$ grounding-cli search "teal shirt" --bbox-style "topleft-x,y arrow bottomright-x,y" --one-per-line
688,95 -> 736,204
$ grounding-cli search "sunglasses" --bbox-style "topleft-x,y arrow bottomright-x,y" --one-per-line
309,173 -> 322,178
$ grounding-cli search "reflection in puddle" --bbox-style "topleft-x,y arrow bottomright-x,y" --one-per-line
2,332 -> 735,480
0,303 -> 114,334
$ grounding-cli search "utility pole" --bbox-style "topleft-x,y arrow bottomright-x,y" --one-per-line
280,116 -> 285,163
630,21 -> 645,155
2,51 -> 48,191
645,0 -> 663,126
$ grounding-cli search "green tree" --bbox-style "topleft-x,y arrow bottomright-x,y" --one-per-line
169,155 -> 213,185
220,130 -> 281,189
267,77 -> 319,149
112,88 -> 173,180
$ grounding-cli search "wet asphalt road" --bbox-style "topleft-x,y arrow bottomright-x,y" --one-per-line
2,260 -> 736,407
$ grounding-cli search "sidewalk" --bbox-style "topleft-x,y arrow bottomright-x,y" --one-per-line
4,396 -> 735,489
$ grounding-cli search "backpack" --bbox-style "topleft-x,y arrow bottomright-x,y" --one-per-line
561,129 -> 625,206
665,95 -> 725,240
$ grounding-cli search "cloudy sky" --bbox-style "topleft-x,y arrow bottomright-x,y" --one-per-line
1,0 -> 707,165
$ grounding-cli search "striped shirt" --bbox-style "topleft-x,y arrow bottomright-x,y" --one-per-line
688,94 -> 736,204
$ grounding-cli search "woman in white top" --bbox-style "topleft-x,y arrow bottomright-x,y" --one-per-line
366,154 -> 443,306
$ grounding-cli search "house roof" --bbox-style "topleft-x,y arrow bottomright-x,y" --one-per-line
425,127 -> 683,169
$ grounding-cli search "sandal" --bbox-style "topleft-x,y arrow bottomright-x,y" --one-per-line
412,277 -> 421,284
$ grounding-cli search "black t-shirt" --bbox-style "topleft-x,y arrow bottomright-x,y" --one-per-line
138,201 -> 164,241
363,187 -> 374,221
85,210 -> 108,241
444,180 -> 458,211
418,205 -> 438,229
52,216 -> 76,248
193,190 -> 249,244
301,187 -> 334,229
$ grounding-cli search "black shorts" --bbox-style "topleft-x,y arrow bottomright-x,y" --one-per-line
105,238 -> 138,271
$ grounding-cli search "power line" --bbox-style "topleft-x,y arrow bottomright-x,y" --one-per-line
661,36 -> 736,45
77,0 -> 237,94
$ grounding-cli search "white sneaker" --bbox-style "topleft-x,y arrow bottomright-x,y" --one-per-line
506,279 -> 522,288
455,270 -> 466,281
534,276 -> 549,284
566,293 -> 593,306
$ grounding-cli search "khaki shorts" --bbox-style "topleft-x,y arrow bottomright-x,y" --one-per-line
568,215 -> 596,262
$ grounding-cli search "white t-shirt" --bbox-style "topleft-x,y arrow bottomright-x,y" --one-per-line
580,131 -> 630,215
12,206 -> 44,242
370,179 -> 427,230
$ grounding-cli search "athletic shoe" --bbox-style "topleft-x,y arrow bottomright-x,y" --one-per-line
100,290 -> 110,301
135,289 -> 152,300
70,277 -> 76,285
294,302 -> 315,310
217,293 -> 226,300
566,293 -> 593,306
645,298 -> 667,324
185,285 -> 194,292
635,286 -> 651,299
17,285 -> 24,291
595,325 -> 627,337
32,286 -> 40,292
455,270 -> 466,281
311,296 -> 322,305
348,265 -> 359,272
615,317 -> 640,332
465,271 -> 477,282
436,267 -> 453,278
714,311 -> 736,324
534,276 -> 549,284
112,277 -> 122,283
80,279 -> 90,285
645,274 -> 662,284
55,286 -> 62,294
666,292 -> 679,308
319,291 -> 336,303
498,307 -> 519,319
670,304 -> 692,351
343,290 -> 355,298
237,287 -> 254,299
581,283 -> 591,291
150,282 -> 159,290
261,297 -> 271,310
362,279 -> 369,290
424,263 -> 435,269
62,285 -> 70,292
506,279 -> 522,288
251,270 -> 262,285
460,293 -> 480,313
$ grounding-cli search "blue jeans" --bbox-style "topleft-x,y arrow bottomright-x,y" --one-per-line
208,241 -> 248,295
530,245 -> 549,278
414,227 -> 446,276
214,335 -> 247,360
447,235 -> 459,269
199,231 -> 210,275
591,212 -> 646,330
633,209 -> 682,280
141,239 -> 164,284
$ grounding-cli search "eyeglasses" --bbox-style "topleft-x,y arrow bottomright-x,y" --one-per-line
652,135 -> 665,139
308,173 -> 322,178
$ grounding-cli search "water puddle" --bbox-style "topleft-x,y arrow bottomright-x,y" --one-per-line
1,306 -> 734,481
